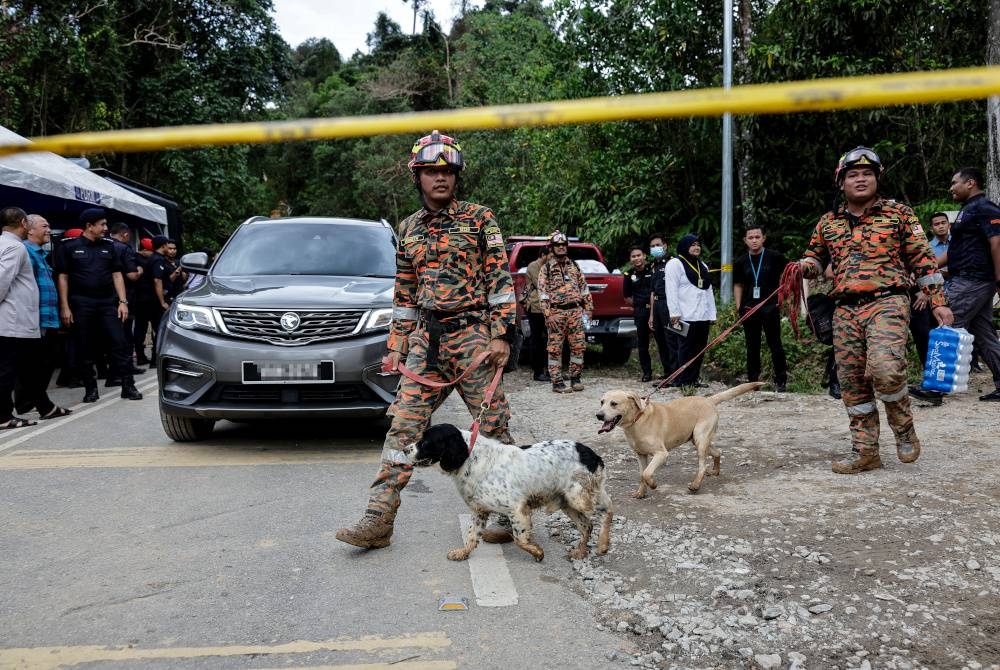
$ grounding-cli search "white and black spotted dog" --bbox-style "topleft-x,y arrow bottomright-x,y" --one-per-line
405,423 -> 613,562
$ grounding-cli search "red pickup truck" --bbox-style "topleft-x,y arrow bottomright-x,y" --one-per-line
506,236 -> 636,365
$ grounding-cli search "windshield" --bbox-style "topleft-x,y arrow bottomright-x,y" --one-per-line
212,222 -> 397,277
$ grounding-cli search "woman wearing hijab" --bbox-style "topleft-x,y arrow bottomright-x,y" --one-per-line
664,234 -> 717,387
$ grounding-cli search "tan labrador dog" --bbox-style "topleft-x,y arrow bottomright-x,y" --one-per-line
596,382 -> 764,495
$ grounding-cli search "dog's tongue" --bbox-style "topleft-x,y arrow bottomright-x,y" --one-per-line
598,419 -> 616,434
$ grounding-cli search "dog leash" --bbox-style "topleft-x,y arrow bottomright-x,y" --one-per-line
382,349 -> 504,452
646,262 -> 810,401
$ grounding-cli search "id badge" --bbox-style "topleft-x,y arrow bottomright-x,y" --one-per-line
753,286 -> 761,299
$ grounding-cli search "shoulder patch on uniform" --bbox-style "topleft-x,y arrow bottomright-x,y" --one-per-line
483,225 -> 503,247
912,225 -> 926,237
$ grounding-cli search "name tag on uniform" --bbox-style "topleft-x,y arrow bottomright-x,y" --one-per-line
753,286 -> 760,299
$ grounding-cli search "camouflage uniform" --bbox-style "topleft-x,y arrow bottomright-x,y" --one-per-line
801,198 -> 947,468
538,256 -> 593,388
339,199 -> 516,543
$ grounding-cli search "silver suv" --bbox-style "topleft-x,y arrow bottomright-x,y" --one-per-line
157,216 -> 400,441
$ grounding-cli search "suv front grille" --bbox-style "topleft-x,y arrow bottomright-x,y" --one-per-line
216,308 -> 367,345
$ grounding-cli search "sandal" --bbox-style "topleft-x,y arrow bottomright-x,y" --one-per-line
0,416 -> 37,430
40,406 -> 73,420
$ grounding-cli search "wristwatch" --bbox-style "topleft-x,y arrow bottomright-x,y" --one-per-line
118,298 -> 128,305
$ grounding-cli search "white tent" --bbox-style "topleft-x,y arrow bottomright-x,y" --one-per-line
0,125 -> 167,226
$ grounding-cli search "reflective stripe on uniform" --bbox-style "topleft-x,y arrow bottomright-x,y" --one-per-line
846,402 -> 876,416
880,386 -> 908,402
539,292 -> 550,301
569,356 -> 584,365
488,291 -> 516,305
393,306 -> 419,320
548,358 -> 561,367
380,447 -> 411,464
916,272 -> 944,287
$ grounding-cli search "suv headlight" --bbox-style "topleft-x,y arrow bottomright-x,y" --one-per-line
172,302 -> 219,333
363,308 -> 392,333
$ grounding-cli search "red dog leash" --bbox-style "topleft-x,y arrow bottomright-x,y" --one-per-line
382,349 -> 504,452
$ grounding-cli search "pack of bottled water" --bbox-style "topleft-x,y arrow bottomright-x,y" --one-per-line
921,326 -> 975,393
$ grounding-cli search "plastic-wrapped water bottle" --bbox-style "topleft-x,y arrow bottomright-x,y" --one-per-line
582,313 -> 591,330
922,326 -> 974,393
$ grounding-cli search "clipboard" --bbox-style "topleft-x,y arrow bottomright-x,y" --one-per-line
666,320 -> 690,337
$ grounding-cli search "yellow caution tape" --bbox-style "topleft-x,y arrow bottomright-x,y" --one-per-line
2,66 -> 999,157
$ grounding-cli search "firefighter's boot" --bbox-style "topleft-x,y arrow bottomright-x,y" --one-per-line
482,515 -> 514,544
831,449 -> 883,475
335,459 -> 412,549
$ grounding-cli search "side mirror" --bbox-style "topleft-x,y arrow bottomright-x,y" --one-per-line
180,251 -> 210,274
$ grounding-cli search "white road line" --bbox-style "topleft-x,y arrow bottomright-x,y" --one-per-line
459,513 -> 518,607
0,377 -> 160,457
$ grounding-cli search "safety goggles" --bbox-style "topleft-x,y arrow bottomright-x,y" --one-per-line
411,142 -> 463,169
840,147 -> 880,168
550,232 -> 568,245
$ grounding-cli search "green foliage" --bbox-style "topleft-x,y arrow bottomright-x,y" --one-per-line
2,0 -> 995,259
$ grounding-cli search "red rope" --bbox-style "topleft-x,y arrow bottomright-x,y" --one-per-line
778,261 -> 807,339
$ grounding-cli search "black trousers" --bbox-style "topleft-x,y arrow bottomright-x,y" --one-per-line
69,295 -> 131,387
12,330 -> 58,416
651,299 -> 679,376
741,305 -> 787,384
527,311 -> 548,375
675,320 -> 711,386
133,300 -> 164,361
633,304 -> 652,376
909,302 -> 931,367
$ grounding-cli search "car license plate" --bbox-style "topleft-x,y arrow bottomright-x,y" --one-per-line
242,360 -> 335,384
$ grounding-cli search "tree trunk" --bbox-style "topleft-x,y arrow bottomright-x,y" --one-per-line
735,0 -> 755,229
988,0 -> 1000,197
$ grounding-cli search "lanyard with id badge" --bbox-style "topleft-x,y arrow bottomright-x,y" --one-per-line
749,252 -> 763,300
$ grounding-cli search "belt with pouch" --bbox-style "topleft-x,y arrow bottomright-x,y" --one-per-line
421,308 -> 485,368
835,286 -> 908,307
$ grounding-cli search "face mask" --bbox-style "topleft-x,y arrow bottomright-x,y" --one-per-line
650,246 -> 665,259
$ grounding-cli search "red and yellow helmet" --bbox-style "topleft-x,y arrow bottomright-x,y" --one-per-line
407,130 -> 464,173
834,146 -> 884,184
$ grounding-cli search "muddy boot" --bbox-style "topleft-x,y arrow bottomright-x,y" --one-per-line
481,515 -> 513,544
894,429 -> 921,463
553,380 -> 572,393
831,449 -> 882,475
335,510 -> 397,549
335,459 -> 412,549
570,376 -> 585,392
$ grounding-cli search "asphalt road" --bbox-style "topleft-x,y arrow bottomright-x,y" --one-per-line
0,375 -> 625,670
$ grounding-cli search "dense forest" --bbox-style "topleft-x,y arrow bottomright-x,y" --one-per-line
0,0 -> 994,270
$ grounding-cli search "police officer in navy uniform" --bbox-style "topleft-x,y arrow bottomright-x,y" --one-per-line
108,222 -> 145,383
54,208 -> 142,403
624,244 -> 655,382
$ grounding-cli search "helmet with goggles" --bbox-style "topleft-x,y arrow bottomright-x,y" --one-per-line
549,230 -> 569,246
408,130 -> 464,173
834,146 -> 884,184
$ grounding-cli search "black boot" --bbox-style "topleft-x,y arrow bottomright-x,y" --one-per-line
82,387 -> 99,403
120,379 -> 143,400
104,376 -> 123,388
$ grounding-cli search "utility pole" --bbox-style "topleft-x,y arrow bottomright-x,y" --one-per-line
720,0 -> 733,305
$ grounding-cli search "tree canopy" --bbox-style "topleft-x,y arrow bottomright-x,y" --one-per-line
1,0 -> 992,263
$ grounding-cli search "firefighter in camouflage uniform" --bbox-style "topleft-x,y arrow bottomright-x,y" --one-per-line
798,146 -> 953,475
538,231 -> 594,393
336,131 -> 518,549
